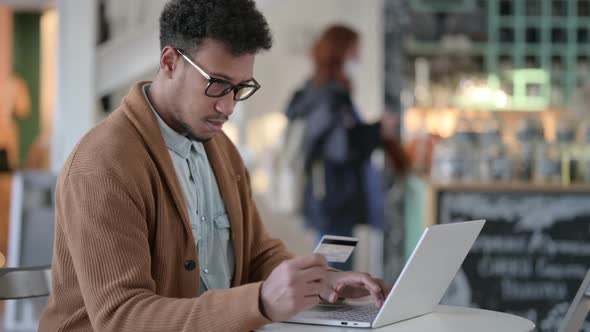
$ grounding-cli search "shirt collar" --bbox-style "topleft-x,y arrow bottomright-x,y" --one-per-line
142,83 -> 193,159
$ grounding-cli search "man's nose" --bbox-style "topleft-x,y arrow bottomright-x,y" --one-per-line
214,92 -> 237,117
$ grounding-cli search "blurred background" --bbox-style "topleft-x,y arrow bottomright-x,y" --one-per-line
0,0 -> 589,331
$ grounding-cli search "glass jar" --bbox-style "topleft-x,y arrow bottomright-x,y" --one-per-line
556,119 -> 578,185
533,119 -> 576,184
479,130 -> 512,182
430,138 -> 460,182
533,142 -> 562,184
514,117 -> 544,182
430,132 -> 478,182
576,119 -> 590,183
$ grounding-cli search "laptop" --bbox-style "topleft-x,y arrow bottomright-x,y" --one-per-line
285,220 -> 486,328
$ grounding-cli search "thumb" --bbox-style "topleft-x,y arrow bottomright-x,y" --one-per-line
319,287 -> 339,303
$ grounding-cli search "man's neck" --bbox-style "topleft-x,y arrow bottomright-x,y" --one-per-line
146,81 -> 188,137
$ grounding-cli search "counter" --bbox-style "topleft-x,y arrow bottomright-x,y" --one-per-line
404,176 -> 590,332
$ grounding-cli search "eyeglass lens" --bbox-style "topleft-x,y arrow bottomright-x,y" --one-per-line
206,81 -> 257,101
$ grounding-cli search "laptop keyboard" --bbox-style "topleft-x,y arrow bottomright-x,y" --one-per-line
314,304 -> 380,322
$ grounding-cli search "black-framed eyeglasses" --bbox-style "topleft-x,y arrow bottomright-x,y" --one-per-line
176,49 -> 261,101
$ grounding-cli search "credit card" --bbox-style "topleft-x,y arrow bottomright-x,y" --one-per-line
313,235 -> 358,263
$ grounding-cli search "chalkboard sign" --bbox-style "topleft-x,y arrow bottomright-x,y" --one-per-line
437,190 -> 590,332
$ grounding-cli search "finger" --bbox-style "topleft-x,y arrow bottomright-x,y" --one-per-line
335,282 -> 364,292
336,283 -> 370,299
376,279 -> 392,297
336,273 -> 383,306
318,282 -> 339,303
336,273 -> 382,294
368,283 -> 384,307
302,295 -> 321,309
290,254 -> 328,270
320,288 -> 339,303
297,266 -> 328,283
301,280 -> 325,297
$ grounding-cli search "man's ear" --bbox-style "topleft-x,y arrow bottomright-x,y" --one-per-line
160,46 -> 179,78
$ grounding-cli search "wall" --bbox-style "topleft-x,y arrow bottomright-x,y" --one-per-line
104,0 -> 164,35
40,9 -> 57,138
51,0 -> 96,172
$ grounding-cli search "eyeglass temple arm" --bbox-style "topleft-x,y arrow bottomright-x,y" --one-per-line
175,49 -> 211,80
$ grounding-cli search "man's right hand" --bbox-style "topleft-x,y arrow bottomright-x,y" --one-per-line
260,254 -> 329,321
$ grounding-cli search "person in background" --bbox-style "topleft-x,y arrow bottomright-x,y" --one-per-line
39,1 -> 389,331
285,25 -> 398,271
0,74 -> 31,171
23,133 -> 51,170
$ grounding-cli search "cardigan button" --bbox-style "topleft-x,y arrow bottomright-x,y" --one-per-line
184,260 -> 196,271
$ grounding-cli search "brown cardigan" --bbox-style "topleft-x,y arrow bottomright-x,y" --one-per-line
39,82 -> 293,332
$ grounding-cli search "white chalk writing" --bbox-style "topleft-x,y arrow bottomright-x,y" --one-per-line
471,235 -> 528,253
501,279 -> 568,301
535,258 -> 589,279
440,193 -> 590,232
477,256 -> 533,278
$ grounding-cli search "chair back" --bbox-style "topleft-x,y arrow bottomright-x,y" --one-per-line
7,171 -> 56,267
4,171 -> 56,330
0,265 -> 51,300
558,268 -> 590,332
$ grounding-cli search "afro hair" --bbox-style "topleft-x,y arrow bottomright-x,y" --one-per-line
159,0 -> 273,56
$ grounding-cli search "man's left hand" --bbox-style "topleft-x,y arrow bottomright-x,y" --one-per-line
319,271 -> 391,308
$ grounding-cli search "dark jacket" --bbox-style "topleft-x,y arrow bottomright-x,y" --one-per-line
285,81 -> 383,231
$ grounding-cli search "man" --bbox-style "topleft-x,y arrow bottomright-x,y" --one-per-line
40,1 -> 388,331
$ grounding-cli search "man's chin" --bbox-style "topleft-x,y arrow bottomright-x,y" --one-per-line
187,132 -> 214,143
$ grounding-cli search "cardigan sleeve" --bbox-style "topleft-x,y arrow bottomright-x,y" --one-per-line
57,171 -> 272,332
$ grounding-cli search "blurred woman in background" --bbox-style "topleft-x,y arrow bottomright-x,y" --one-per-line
284,24 -> 399,270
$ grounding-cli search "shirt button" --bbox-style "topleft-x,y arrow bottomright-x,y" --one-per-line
184,260 -> 196,271
203,268 -> 209,274
201,216 -> 205,221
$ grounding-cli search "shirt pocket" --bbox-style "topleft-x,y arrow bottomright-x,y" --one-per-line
214,213 -> 231,242
213,213 -> 235,283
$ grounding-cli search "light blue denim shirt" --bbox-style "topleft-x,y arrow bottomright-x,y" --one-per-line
143,84 -> 235,294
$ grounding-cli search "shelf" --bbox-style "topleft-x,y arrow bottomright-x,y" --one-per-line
426,180 -> 590,193
405,40 -> 486,56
